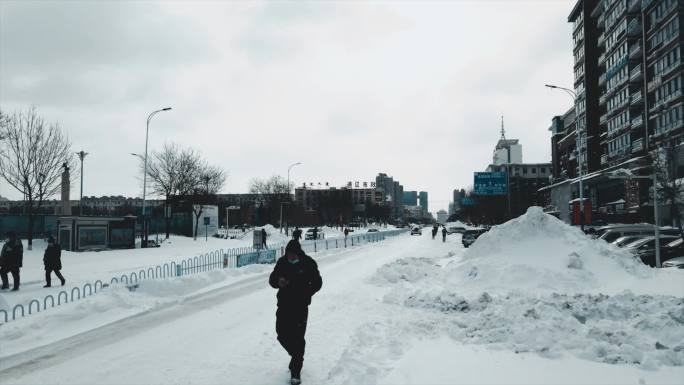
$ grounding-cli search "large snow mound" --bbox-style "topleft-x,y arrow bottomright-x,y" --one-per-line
369,207 -> 684,369
456,206 -> 654,295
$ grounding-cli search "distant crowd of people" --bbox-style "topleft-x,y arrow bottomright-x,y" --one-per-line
0,232 -> 66,292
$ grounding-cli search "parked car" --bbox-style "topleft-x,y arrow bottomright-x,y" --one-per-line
462,229 -> 488,248
662,256 -> 684,268
636,237 -> 684,267
447,226 -> 466,234
367,228 -> 379,233
612,235 -> 647,247
599,227 -> 679,243
143,239 -> 161,248
410,226 -> 422,236
305,228 -> 325,240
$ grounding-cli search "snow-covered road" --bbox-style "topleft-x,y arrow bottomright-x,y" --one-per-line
1,220 -> 682,385
1,231 -> 454,385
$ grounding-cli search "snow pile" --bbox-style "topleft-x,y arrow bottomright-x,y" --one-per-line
454,206 -> 652,295
371,257 -> 442,285
371,207 -> 684,369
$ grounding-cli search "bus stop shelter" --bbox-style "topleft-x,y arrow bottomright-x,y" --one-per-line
57,215 -> 137,251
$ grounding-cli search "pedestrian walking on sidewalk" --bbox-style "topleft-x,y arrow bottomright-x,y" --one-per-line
0,232 -> 23,291
269,240 -> 322,385
43,236 -> 65,287
431,224 -> 438,240
262,228 -> 268,249
442,226 -> 447,243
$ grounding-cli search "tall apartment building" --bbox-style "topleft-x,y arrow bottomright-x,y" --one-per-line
419,191 -> 429,213
403,191 -> 418,206
571,0 -> 604,177
545,0 -> 684,224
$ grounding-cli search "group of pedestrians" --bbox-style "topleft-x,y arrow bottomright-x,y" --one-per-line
0,232 -> 65,291
431,224 -> 448,242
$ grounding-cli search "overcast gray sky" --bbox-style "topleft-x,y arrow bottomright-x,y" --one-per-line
0,0 -> 575,213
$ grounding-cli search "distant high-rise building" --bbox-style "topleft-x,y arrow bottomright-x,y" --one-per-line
403,191 -> 418,206
436,209 -> 448,223
419,191 -> 428,213
453,189 -> 465,214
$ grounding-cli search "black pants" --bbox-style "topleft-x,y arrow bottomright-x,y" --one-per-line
276,306 -> 309,372
0,267 -> 20,289
46,269 -> 65,286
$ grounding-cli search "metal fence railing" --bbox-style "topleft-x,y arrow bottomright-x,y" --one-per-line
0,229 -> 407,324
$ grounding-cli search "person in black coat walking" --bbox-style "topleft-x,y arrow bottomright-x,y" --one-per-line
0,232 -> 23,291
43,236 -> 66,287
261,228 -> 268,249
292,227 -> 302,241
441,226 -> 447,242
269,240 -> 322,385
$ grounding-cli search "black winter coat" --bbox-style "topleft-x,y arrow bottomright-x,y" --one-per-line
0,239 -> 23,269
44,244 -> 62,270
269,254 -> 322,308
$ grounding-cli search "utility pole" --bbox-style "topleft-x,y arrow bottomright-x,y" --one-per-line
76,151 -> 88,216
142,107 -> 172,247
640,10 -> 661,267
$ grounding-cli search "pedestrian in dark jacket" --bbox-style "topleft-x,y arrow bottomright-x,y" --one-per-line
261,228 -> 268,249
442,226 -> 447,242
431,224 -> 438,240
269,240 -> 322,385
293,227 -> 302,241
0,232 -> 23,291
43,236 -> 66,287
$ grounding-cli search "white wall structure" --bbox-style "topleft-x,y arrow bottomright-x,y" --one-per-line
192,205 -> 219,237
493,139 -> 523,165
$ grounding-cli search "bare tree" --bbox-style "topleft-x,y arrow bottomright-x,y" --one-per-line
0,107 -> 74,249
191,163 -> 226,240
144,143 -> 202,238
249,175 -> 291,201
653,141 -> 684,238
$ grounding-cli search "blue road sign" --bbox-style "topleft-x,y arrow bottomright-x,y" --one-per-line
474,172 -> 507,196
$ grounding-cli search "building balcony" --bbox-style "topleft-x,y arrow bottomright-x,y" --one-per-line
601,154 -> 608,165
632,114 -> 644,128
599,52 -> 606,65
630,90 -> 643,105
599,92 -> 608,105
598,33 -> 606,47
629,64 -> 643,83
659,61 -> 682,79
599,73 -> 607,86
628,0 -> 641,13
648,76 -> 662,92
631,138 -> 645,153
627,18 -> 641,36
629,41 -> 642,59
600,113 -> 608,124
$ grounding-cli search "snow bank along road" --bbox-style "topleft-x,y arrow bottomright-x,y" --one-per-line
1,221 -> 683,385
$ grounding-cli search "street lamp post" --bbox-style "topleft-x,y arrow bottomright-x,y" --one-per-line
142,107 -> 172,248
545,84 -> 585,231
76,151 -> 88,216
282,162 -> 302,235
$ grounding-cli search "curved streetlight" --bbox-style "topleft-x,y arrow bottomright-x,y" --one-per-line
141,107 -> 172,247
546,83 -> 585,231
282,162 -> 303,234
